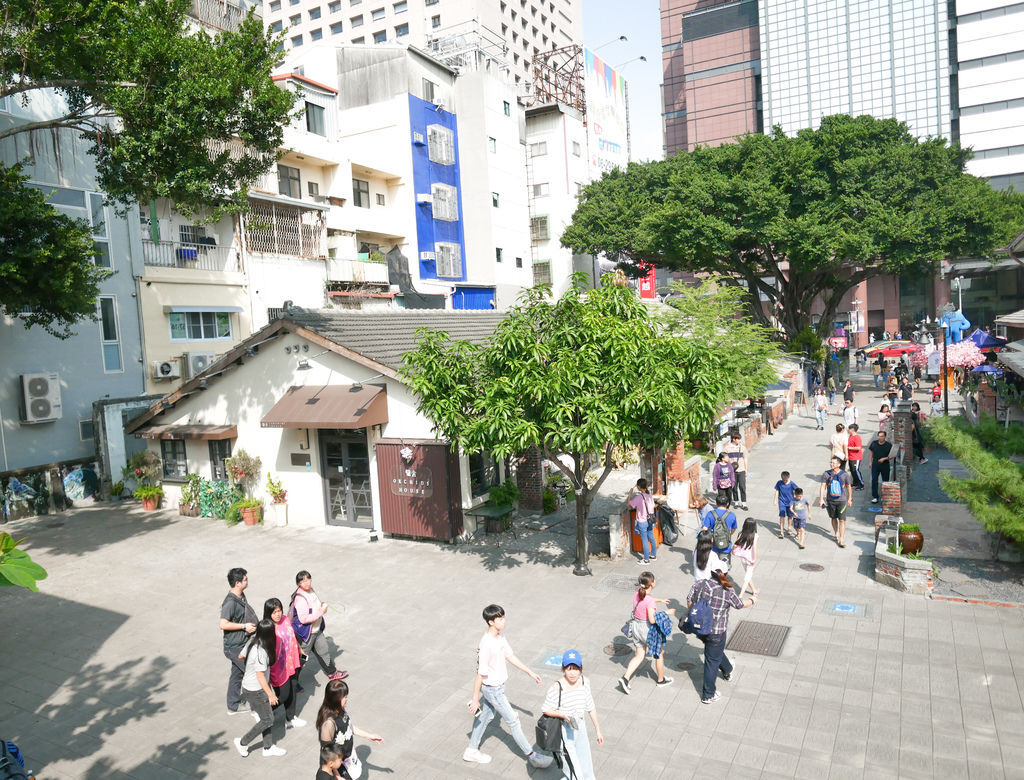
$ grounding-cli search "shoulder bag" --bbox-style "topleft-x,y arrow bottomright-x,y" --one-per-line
536,681 -> 563,752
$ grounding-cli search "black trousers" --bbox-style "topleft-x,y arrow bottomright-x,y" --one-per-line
871,462 -> 891,500
730,472 -> 747,503
273,675 -> 297,721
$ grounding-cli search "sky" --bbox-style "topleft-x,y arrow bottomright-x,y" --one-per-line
582,0 -> 663,162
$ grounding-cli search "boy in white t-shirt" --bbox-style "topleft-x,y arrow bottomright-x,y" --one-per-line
463,604 -> 553,768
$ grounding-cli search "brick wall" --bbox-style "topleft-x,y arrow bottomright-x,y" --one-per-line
881,481 -> 902,516
979,383 -> 997,418
665,441 -> 687,481
516,446 -> 543,511
875,533 -> 934,595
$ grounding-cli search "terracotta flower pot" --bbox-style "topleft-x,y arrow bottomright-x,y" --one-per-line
898,530 -> 924,555
241,506 -> 262,526
141,497 -> 159,511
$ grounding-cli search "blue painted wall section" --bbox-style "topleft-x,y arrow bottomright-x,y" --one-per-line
453,286 -> 496,310
408,94 -> 467,283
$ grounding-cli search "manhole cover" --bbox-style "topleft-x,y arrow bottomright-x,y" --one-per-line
726,621 -> 790,657
952,583 -> 987,598
603,643 -> 632,657
45,521 -> 65,529
676,662 -> 696,671
597,574 -> 639,593
799,563 -> 825,572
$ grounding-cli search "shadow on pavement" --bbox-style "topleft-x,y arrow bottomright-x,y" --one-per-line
81,733 -> 224,778
13,502 -> 177,559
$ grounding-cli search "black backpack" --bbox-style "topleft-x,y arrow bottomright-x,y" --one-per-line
0,741 -> 29,780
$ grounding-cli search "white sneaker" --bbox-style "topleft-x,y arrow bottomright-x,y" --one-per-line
261,745 -> 286,757
232,737 -> 248,757
286,716 -> 306,728
463,748 -> 492,764
528,752 -> 554,769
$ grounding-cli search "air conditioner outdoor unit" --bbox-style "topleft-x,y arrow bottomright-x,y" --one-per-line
186,352 -> 217,378
420,251 -> 436,260
151,359 -> 182,380
20,372 -> 62,423
416,193 -> 433,204
412,131 -> 425,145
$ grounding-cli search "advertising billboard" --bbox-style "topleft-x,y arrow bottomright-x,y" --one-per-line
584,49 -> 629,178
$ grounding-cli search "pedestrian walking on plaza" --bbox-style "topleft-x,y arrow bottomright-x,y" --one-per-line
233,619 -> 285,758
692,529 -> 726,580
847,424 -> 865,490
290,571 -> 347,684
877,403 -> 893,438
819,456 -> 853,548
843,379 -> 856,403
886,377 -> 899,407
619,571 -> 675,693
826,375 -> 837,407
263,598 -> 306,730
813,388 -> 829,430
686,570 -> 757,705
712,452 -> 736,506
723,432 -> 749,510
790,488 -> 811,549
872,360 -> 882,388
733,518 -> 760,598
220,567 -> 257,716
627,478 -> 658,564
899,376 -> 914,403
702,496 -> 738,567
317,745 -> 346,780
317,679 -> 384,778
773,471 -> 799,538
541,650 -> 604,780
911,405 -> 928,464
842,398 -> 859,429
464,605 -> 552,768
869,431 -> 893,503
829,423 -> 849,470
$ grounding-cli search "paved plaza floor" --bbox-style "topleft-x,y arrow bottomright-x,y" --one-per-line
2,371 -> 1023,779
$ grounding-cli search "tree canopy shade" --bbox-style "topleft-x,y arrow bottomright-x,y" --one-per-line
402,276 -> 697,575
0,0 -> 296,334
562,115 -> 1024,343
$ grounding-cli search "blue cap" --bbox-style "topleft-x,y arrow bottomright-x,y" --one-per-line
561,649 -> 582,668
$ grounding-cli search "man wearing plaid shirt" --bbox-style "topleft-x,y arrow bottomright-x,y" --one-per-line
686,571 -> 757,704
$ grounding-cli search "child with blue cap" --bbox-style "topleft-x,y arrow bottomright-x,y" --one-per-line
541,649 -> 604,779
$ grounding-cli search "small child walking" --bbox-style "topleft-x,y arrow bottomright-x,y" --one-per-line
773,471 -> 799,539
732,518 -> 759,598
790,488 -> 811,549
464,604 -> 553,769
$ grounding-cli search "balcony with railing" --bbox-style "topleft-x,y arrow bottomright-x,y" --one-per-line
141,240 -> 241,273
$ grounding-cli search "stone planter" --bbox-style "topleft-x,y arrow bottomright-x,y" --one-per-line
266,502 -> 288,527
240,506 -> 262,526
178,502 -> 201,517
875,530 -> 933,595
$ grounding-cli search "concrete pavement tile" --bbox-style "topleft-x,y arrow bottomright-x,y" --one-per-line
761,748 -> 802,776
771,725 -> 806,751
702,734 -> 740,764
729,743 -> 767,771
932,756 -> 971,778
827,764 -> 865,780
966,737 -> 1003,765
897,747 -> 936,779
967,760 -> 1009,780
794,754 -> 832,779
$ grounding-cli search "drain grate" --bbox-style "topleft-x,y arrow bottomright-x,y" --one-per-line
726,621 -> 790,657
597,574 -> 640,593
799,563 -> 825,572
676,661 -> 696,671
604,643 -> 633,657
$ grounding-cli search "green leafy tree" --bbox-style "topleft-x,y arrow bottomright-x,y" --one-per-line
927,415 -> 1024,550
403,276 -> 700,575
0,532 -> 48,591
661,277 -> 782,441
563,115 -> 1024,343
1,0 -> 296,335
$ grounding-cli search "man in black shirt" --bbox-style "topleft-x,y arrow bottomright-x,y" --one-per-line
899,378 -> 914,402
869,431 -> 894,503
219,567 -> 257,715
842,379 -> 855,404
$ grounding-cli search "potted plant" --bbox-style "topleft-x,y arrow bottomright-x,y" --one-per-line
226,449 -> 262,497
179,473 -> 203,517
226,497 -> 264,526
134,485 -> 164,511
265,472 -> 288,527
898,523 -> 924,555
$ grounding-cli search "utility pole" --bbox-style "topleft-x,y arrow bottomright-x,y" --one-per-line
942,324 -> 949,415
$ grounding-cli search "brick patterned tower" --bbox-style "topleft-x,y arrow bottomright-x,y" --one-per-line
516,447 -> 544,511
892,401 -> 914,477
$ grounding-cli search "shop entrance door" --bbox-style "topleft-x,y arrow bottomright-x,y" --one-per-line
320,431 -> 373,527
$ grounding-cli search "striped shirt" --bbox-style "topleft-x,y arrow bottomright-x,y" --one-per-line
543,678 -> 594,719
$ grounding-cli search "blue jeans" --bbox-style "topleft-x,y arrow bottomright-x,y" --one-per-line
635,521 -> 657,561
873,373 -> 880,387
700,631 -> 732,700
468,683 -> 532,754
815,407 -> 828,428
560,719 -> 595,780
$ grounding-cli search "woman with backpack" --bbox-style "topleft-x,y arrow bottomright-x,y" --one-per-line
291,571 -> 347,685
712,453 -> 735,506
541,650 -> 604,780
686,570 -> 757,705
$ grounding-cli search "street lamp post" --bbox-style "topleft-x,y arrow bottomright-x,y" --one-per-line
593,35 -> 627,53
942,324 -> 949,415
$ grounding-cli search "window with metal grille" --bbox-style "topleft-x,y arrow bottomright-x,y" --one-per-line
179,224 -> 209,246
426,124 -> 455,164
431,183 -> 458,220
278,164 -> 301,198
161,440 -> 188,480
435,242 -> 462,277
530,215 -> 549,241
532,261 -> 551,285
353,178 -> 370,207
422,78 -> 435,102
169,311 -> 232,341
245,199 -> 326,258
